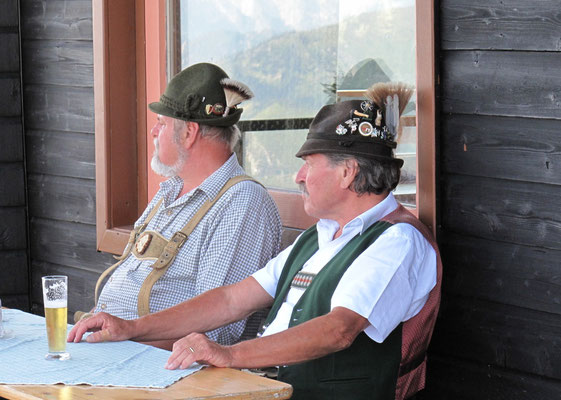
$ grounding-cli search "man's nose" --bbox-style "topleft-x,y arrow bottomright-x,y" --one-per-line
150,123 -> 159,138
295,164 -> 307,183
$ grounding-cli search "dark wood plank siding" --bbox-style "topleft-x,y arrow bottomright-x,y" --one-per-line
441,0 -> 561,51
26,130 -> 95,179
442,51 -> 561,119
21,0 -> 93,41
428,0 -> 561,396
442,114 -> 561,185
0,0 -> 28,310
20,0 -> 113,316
425,355 -> 561,400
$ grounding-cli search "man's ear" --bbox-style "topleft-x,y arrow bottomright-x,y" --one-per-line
183,121 -> 200,150
340,158 -> 358,189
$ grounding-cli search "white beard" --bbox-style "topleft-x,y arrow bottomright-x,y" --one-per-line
150,139 -> 187,177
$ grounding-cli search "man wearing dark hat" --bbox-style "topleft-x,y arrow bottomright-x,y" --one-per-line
69,82 -> 441,400
83,63 -> 281,347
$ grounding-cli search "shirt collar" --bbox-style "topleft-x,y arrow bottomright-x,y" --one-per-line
158,153 -> 242,207
159,176 -> 184,207
316,192 -> 399,243
197,153 -> 242,200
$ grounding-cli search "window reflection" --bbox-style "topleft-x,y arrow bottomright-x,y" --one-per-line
243,129 -> 306,191
175,0 -> 416,204
179,0 -> 415,119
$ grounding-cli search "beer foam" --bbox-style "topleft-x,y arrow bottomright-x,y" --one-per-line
44,299 -> 67,308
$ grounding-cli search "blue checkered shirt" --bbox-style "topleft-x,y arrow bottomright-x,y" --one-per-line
95,154 -> 282,345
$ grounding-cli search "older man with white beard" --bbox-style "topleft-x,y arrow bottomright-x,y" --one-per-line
84,63 -> 281,348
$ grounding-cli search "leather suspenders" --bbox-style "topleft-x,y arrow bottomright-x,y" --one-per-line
93,174 -> 259,317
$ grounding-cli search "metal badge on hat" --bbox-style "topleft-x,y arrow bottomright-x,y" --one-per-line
361,100 -> 373,112
358,120 -> 373,136
205,103 -> 225,116
335,100 -> 385,140
333,83 -> 414,146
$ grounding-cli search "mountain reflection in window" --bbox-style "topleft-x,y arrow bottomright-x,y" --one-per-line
171,0 -> 416,206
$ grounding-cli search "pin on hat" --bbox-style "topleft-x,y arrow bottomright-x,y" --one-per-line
149,63 -> 253,127
295,82 -> 413,167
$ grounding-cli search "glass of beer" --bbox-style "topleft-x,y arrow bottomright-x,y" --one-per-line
0,298 -> 13,339
42,275 -> 70,360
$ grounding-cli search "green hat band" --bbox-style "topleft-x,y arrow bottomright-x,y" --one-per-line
148,62 -> 249,127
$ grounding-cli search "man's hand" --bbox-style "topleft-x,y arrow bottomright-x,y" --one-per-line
67,312 -> 133,343
165,333 -> 233,370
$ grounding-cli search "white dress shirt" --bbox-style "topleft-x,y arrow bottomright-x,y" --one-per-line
252,192 -> 436,343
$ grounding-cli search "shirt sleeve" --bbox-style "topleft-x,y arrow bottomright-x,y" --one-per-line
331,223 -> 437,343
195,182 -> 282,344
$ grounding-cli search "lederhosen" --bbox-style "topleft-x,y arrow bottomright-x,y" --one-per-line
261,205 -> 442,400
90,175 -> 259,318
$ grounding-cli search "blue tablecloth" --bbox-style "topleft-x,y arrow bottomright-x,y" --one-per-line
0,309 -> 201,387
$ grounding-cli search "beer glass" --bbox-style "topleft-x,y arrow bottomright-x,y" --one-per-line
42,276 -> 70,360
0,298 -> 13,339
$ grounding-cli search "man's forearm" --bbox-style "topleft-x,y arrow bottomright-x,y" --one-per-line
227,307 -> 369,369
131,277 -> 273,342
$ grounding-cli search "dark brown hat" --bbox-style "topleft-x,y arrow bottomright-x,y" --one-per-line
295,82 -> 413,167
295,100 -> 404,167
149,63 -> 253,127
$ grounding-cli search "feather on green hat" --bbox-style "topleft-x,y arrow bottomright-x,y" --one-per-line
149,63 -> 253,127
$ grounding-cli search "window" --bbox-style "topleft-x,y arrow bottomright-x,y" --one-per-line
94,0 -> 436,254
169,0 -> 417,201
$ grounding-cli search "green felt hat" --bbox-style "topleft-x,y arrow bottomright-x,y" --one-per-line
149,63 -> 251,127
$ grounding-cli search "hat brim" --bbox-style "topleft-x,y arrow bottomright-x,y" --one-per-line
295,138 -> 404,168
148,101 -> 243,127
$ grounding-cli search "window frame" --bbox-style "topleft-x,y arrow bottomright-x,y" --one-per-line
94,0 -> 165,254
94,0 -> 436,255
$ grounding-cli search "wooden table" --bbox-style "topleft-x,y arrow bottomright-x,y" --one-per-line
0,367 -> 292,399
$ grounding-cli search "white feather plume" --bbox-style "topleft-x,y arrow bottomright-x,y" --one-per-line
220,78 -> 254,116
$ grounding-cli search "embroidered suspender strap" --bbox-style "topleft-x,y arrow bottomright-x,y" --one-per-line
92,198 -> 164,307
136,174 -> 259,317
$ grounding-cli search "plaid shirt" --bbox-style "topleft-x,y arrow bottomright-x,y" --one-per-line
95,155 -> 282,345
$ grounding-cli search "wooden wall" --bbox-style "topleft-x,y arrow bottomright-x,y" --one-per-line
0,0 -> 29,310
19,0 -> 113,315
424,0 -> 561,397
